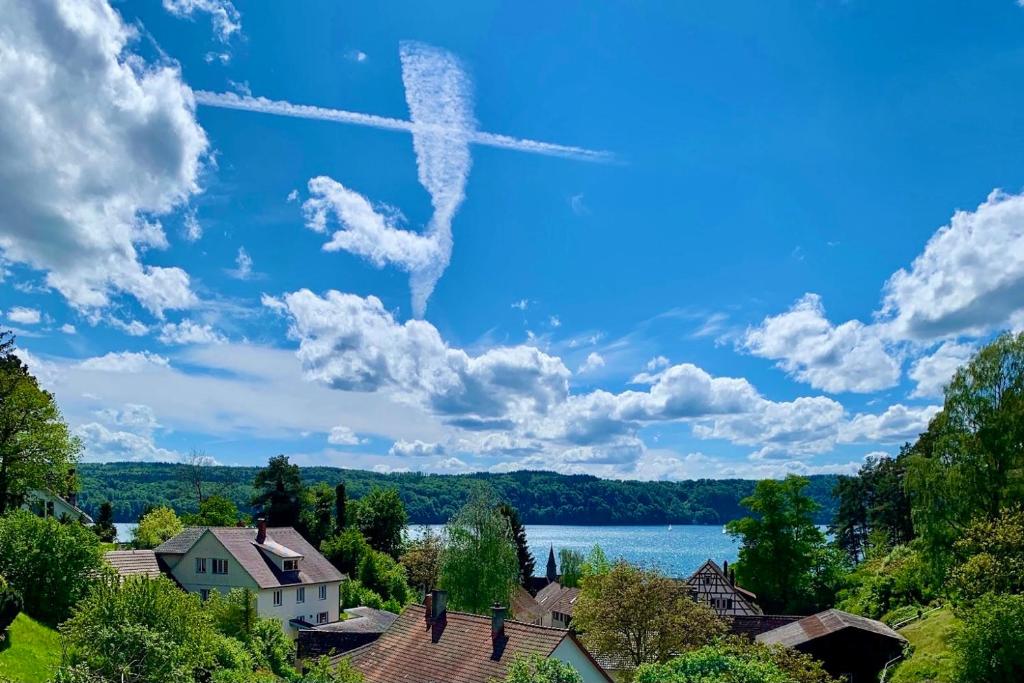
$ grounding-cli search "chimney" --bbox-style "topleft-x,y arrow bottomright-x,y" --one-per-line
424,593 -> 433,624
256,518 -> 267,544
722,560 -> 729,576
491,604 -> 507,642
729,568 -> 736,586
430,589 -> 447,623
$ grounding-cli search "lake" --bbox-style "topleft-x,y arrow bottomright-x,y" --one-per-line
115,522 -> 739,578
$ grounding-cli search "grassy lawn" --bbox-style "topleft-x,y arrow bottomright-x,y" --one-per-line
889,607 -> 959,683
0,614 -> 61,683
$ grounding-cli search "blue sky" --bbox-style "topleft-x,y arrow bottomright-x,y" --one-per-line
3,0 -> 1024,479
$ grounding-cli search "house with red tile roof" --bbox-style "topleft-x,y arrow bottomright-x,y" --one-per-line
336,590 -> 613,683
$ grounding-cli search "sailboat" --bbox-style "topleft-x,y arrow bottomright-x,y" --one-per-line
667,524 -> 672,531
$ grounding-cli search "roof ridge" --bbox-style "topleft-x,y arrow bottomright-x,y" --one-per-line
407,603 -> 572,633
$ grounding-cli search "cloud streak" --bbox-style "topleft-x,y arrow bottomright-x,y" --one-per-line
192,91 -> 613,163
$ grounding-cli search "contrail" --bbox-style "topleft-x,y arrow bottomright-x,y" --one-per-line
193,90 -> 613,163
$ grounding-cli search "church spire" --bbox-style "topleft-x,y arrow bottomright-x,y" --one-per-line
546,544 -> 558,583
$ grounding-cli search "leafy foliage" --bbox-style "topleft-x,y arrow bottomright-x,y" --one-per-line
358,550 -> 411,605
92,501 -> 116,543
498,504 -> 535,589
132,506 -> 183,549
400,525 -> 443,593
948,506 -> 1024,604
951,592 -> 1024,683
321,528 -> 372,576
0,574 -> 22,635
557,549 -> 583,588
299,483 -> 335,548
0,331 -> 81,515
499,655 -> 582,683
726,475 -> 833,613
439,488 -> 519,615
252,455 -> 302,528
60,576 -> 233,683
634,642 -> 836,683
0,510 -> 104,624
183,495 -> 242,527
831,453 -> 914,563
835,543 -> 936,620
349,486 -> 407,558
573,561 -> 726,673
298,656 -> 364,683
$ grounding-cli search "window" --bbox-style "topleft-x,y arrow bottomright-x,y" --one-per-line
212,558 -> 229,575
296,587 -> 305,604
195,558 -> 207,574
319,585 -> 327,600
199,589 -> 210,601
283,559 -> 298,571
317,612 -> 329,625
727,599 -> 733,610
273,590 -> 282,606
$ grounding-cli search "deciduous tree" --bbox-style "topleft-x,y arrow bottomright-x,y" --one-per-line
573,561 -> 726,673
0,330 -> 80,515
439,488 -> 519,614
133,506 -> 183,549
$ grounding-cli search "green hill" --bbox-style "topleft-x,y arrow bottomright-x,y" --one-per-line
0,614 -> 61,683
77,461 -> 838,525
889,607 -> 958,683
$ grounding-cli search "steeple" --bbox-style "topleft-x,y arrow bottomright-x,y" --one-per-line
546,544 -> 557,583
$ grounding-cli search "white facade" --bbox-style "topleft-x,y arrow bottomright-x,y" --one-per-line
23,489 -> 93,524
550,638 -> 613,683
160,529 -> 341,636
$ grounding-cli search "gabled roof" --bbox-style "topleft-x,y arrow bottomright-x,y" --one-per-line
756,609 -> 907,648
536,582 -> 580,616
155,526 -> 344,589
687,559 -> 759,601
512,586 -> 544,623
104,549 -> 163,579
28,489 -> 94,524
342,604 -> 613,683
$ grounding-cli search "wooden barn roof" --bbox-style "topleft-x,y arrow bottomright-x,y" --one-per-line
756,609 -> 907,648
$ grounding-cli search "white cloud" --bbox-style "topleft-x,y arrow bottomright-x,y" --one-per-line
78,351 -> 170,373
435,456 -> 467,470
0,0 -> 206,316
693,396 -> 846,458
60,324 -> 77,335
327,425 -> 363,446
269,289 -> 571,424
287,189 -> 299,203
227,246 -> 255,280
743,293 -> 901,393
909,341 -> 976,398
881,190 -> 1024,340
569,193 -> 589,216
162,0 -> 241,42
7,307 -> 41,325
389,439 -> 445,457
76,402 -> 180,462
840,403 -> 941,444
183,209 -> 203,242
511,299 -> 529,311
107,318 -> 150,337
578,352 -> 605,374
549,315 -> 562,328
158,320 -> 227,345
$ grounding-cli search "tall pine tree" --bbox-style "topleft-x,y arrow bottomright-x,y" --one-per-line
499,503 -> 535,588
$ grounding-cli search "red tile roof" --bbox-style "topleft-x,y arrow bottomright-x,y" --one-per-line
340,604 -> 611,683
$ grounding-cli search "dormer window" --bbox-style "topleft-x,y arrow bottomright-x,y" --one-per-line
283,559 -> 299,571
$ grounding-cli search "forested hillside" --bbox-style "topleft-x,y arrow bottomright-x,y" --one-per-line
77,462 -> 838,525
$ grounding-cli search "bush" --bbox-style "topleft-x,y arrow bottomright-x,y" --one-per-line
0,575 -> 23,634
835,543 -> 936,619
358,550 -> 411,605
503,655 -> 582,683
60,576 -> 233,682
634,642 -> 836,683
0,510 -> 105,624
952,593 -> 1024,683
321,528 -> 371,576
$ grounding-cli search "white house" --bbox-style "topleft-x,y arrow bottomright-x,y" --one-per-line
155,520 -> 344,635
23,489 -> 93,524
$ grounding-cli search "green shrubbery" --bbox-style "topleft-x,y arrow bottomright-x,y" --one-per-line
0,575 -> 22,636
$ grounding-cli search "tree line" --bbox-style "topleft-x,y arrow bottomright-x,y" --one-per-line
75,461 -> 840,526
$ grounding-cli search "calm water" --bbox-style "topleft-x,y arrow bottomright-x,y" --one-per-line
116,522 -> 739,578
411,524 -> 738,578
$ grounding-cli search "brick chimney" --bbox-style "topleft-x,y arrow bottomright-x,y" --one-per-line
256,517 -> 267,544
491,604 -> 507,642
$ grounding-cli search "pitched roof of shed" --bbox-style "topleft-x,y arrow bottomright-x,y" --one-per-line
104,549 -> 163,578
756,609 -> 907,648
155,526 -> 344,589
342,604 -> 612,683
